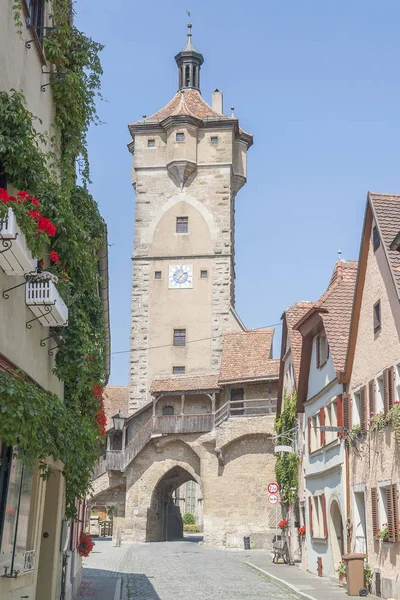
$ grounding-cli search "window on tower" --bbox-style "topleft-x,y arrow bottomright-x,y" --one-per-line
200,270 -> 208,278
154,271 -> 162,279
176,132 -> 185,142
176,217 -> 188,233
173,329 -> 186,346
173,366 -> 185,374
148,138 -> 155,147
211,136 -> 219,145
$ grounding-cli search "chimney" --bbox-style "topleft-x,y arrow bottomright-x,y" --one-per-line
212,89 -> 223,114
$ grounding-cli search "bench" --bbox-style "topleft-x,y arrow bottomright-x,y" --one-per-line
272,541 -> 289,564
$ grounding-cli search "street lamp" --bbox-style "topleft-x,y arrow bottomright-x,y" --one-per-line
112,411 -> 126,431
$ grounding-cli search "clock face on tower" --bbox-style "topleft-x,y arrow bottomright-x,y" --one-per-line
168,264 -> 193,289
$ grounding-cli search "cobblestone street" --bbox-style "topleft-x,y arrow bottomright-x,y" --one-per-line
78,537 -> 300,600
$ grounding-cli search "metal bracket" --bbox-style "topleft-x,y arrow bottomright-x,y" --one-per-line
40,335 -> 53,347
48,344 -> 60,356
41,73 -> 67,92
1,566 -> 20,578
2,273 -> 35,300
25,25 -> 58,49
0,235 -> 18,254
26,304 -> 53,329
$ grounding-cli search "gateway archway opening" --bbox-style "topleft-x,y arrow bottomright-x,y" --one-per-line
146,465 -> 201,542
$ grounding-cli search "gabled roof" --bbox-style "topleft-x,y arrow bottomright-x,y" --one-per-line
344,191 -> 400,381
150,373 -> 219,394
283,302 -> 314,386
103,386 -> 129,430
219,328 -> 279,384
296,261 -> 358,374
369,192 -> 400,298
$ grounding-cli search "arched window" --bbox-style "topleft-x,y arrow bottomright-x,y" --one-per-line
162,405 -> 174,416
185,65 -> 190,87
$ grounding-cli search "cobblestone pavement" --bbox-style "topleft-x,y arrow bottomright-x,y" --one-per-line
79,537 -> 300,600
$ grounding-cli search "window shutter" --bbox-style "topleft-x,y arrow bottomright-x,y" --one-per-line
360,386 -> 367,435
368,380 -> 376,417
316,336 -> 320,368
336,395 -> 344,437
371,487 -> 379,537
388,366 -> 394,411
321,494 -> 328,538
343,393 -> 352,431
308,496 -> 313,537
320,408 -> 326,446
392,484 -> 399,542
383,368 -> 390,414
308,417 -> 312,454
386,487 -> 395,543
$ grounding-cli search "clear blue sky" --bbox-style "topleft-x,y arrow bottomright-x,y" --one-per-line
76,1 -> 400,385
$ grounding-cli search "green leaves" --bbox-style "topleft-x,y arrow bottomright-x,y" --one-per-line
275,392 -> 299,505
1,2 -> 106,517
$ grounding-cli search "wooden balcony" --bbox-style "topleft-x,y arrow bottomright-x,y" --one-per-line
215,397 -> 277,427
153,414 -> 214,434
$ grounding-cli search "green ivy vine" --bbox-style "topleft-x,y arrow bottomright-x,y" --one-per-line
0,3 -> 106,517
275,392 -> 299,505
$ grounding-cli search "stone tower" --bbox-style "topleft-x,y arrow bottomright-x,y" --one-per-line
128,24 -> 253,413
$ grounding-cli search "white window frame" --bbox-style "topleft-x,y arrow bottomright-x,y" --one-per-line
395,361 -> 400,402
311,412 -> 320,453
325,398 -> 338,445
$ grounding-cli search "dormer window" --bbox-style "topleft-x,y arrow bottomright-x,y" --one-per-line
316,332 -> 329,368
176,132 -> 185,142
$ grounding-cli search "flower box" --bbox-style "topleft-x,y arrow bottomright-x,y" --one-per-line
26,278 -> 68,327
0,208 -> 37,276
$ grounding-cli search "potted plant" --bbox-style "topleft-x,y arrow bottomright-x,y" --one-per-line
298,525 -> 306,538
77,532 -> 95,557
337,560 -> 347,586
278,517 -> 288,531
377,524 -> 389,542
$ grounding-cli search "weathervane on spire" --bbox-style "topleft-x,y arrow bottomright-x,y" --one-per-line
186,10 -> 192,34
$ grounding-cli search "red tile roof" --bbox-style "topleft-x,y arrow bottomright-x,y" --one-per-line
369,192 -> 400,296
144,89 -> 223,122
283,302 -> 314,386
150,373 -> 220,394
103,386 -> 129,430
298,261 -> 358,374
219,328 -> 279,383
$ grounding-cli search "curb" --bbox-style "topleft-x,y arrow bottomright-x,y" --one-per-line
114,578 -> 122,600
245,561 -> 319,600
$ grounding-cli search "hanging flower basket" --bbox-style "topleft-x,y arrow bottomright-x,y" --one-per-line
0,208 -> 37,276
26,273 -> 68,327
278,518 -> 288,530
77,532 -> 95,557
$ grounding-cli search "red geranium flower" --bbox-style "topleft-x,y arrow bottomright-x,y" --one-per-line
46,222 -> 57,237
0,188 -> 10,204
92,384 -> 104,398
17,190 -> 31,202
50,250 -> 60,264
31,197 -> 40,207
29,209 -> 42,222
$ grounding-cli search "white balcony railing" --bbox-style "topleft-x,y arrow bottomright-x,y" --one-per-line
26,276 -> 68,327
0,208 -> 37,276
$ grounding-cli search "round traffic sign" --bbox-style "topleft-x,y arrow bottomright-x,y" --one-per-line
268,482 -> 279,494
268,494 -> 279,505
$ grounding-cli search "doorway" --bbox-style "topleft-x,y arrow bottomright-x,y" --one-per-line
353,491 -> 367,553
329,500 -> 344,574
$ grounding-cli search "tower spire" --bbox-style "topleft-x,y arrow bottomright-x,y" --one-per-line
175,18 -> 204,91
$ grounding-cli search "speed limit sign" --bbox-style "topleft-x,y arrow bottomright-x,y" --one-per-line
268,482 -> 279,494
